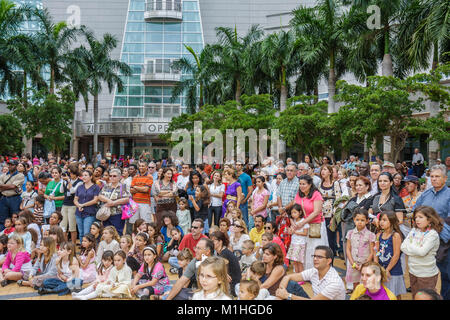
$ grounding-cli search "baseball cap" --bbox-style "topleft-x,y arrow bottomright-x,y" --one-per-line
383,161 -> 395,168
403,175 -> 419,182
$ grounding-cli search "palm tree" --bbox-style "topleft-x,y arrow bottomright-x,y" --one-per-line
260,30 -> 301,112
0,0 -> 33,97
210,25 -> 264,103
400,0 -> 450,71
70,32 -> 131,153
170,44 -> 213,113
291,0 -> 352,113
33,7 -> 85,94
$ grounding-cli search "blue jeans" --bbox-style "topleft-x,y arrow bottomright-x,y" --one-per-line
104,214 -> 125,236
0,195 -> 22,231
42,278 -> 83,296
75,215 -> 96,241
438,252 -> 450,300
286,280 -> 310,299
208,206 -> 222,227
168,256 -> 180,269
240,202 -> 249,228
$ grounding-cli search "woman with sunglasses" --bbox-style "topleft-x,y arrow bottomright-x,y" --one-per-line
98,168 -> 131,235
229,219 -> 249,257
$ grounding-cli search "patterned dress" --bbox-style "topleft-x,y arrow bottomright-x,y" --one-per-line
345,228 -> 376,283
137,261 -> 170,295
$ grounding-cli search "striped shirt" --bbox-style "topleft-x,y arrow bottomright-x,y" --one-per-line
131,173 -> 153,204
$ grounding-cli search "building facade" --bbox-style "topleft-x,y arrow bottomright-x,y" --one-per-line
3,0 -> 448,163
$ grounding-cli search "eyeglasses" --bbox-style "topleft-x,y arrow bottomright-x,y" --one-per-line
149,167 -> 156,169
198,273 -> 217,280
264,226 -> 272,230
191,226 -> 200,230
233,224 -> 243,228
311,255 -> 327,259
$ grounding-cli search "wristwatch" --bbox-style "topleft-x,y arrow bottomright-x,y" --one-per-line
287,293 -> 292,300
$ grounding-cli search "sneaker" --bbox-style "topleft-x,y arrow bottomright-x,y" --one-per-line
17,280 -> 23,286
72,294 -> 82,300
170,267 -> 178,274
1,280 -> 8,287
139,295 -> 150,300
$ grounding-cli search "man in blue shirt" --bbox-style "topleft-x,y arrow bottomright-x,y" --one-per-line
236,160 -> 253,229
414,164 -> 450,300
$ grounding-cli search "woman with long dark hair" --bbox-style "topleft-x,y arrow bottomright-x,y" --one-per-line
153,168 -> 178,229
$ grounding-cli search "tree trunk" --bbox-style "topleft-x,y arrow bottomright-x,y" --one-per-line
328,52 -> 336,114
50,67 -> 55,95
280,84 -> 288,112
93,94 -> 99,154
235,79 -> 241,104
313,85 -> 319,104
381,30 -> 393,77
431,41 -> 439,71
199,83 -> 204,110
23,72 -> 27,109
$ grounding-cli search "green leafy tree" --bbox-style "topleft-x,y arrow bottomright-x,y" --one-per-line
7,87 -> 76,155
162,94 -> 277,159
275,96 -> 339,162
0,114 -> 24,154
335,66 -> 449,162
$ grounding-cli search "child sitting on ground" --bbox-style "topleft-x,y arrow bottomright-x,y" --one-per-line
240,240 -> 257,276
238,279 -> 260,300
0,218 -> 15,236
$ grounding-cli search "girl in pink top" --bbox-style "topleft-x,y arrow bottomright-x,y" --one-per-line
294,175 -> 329,270
0,234 -> 33,286
72,250 -> 114,300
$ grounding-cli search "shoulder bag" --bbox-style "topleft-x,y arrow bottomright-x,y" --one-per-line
304,198 -> 322,239
96,184 -> 119,221
43,181 -> 62,218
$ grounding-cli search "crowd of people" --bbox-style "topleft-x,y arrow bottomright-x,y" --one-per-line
0,151 -> 449,301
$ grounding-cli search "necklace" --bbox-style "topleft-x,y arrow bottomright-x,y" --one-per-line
410,228 -> 430,247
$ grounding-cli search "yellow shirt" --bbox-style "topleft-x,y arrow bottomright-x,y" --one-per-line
249,227 -> 265,245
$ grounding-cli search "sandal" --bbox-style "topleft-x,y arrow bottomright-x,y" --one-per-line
17,280 -> 23,286
150,295 -> 161,300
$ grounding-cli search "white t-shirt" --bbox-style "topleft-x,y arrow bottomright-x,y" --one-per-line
208,183 -> 225,207
21,190 -> 37,208
176,174 -> 190,191
290,218 -> 309,245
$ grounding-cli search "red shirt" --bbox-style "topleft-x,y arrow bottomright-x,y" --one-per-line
273,236 -> 289,266
3,227 -> 15,236
178,233 -> 208,254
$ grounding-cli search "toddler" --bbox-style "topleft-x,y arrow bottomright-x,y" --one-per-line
239,239 -> 257,275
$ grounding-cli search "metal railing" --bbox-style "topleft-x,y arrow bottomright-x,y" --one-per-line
146,0 -> 182,12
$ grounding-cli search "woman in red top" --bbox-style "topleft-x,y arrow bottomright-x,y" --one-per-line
294,174 -> 328,270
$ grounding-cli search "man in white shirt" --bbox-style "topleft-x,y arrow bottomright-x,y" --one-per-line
369,163 -> 381,195
412,148 -> 425,177
276,246 -> 346,300
176,163 -> 191,197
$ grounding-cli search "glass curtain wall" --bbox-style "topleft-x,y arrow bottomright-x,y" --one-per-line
112,0 -> 204,119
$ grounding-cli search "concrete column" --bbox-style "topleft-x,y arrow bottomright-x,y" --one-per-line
72,138 -> 79,160
383,136 -> 391,162
102,137 -> 109,157
22,137 -> 32,155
